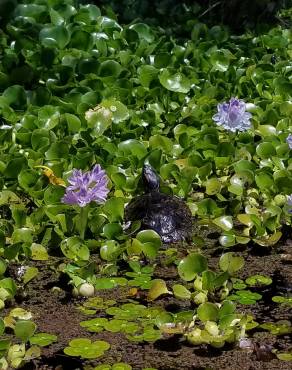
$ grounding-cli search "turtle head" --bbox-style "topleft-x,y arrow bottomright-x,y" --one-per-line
142,164 -> 160,193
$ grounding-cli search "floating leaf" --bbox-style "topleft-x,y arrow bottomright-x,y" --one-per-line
31,243 -> 49,261
147,279 -> 170,301
22,267 -> 39,284
197,302 -> 219,322
172,284 -> 192,300
14,320 -> 37,342
245,275 -> 272,286
39,25 -> 70,49
219,253 -> 244,275
213,216 -> 233,231
159,69 -> 191,93
178,253 -> 207,281
64,338 -> 110,359
29,333 -> 58,347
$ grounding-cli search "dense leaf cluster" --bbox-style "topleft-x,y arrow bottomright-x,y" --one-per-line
0,0 -> 292,367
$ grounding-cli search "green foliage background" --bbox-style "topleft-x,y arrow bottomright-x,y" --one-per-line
0,0 -> 292,367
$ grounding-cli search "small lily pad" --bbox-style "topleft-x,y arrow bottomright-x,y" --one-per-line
245,275 -> 272,286
29,333 -> 58,347
219,253 -> 244,275
64,338 -> 110,359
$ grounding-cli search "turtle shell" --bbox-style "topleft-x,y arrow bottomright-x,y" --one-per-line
125,191 -> 193,243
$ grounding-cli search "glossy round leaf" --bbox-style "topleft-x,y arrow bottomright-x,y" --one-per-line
213,216 -> 233,231
100,240 -> 121,261
136,230 -> 161,248
178,253 -> 207,281
219,253 -> 244,275
256,142 -> 276,159
159,69 -> 191,93
99,60 -> 122,78
129,23 -> 154,42
39,25 -> 70,49
14,320 -> 37,342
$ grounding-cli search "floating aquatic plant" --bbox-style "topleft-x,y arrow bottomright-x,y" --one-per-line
212,98 -> 252,132
64,338 -> 110,359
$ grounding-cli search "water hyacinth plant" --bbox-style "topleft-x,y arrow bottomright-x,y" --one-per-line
62,165 -> 110,239
212,98 -> 252,132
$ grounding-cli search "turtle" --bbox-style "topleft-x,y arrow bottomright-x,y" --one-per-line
124,164 -> 193,243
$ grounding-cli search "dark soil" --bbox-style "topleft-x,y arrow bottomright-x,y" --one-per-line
3,226 -> 292,370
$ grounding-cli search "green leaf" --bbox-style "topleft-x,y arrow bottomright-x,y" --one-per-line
0,318 -> 4,336
276,352 -> 292,361
172,284 -> 192,299
23,267 -> 39,284
31,243 -> 49,261
12,228 -> 33,244
65,113 -> 81,133
103,198 -> 125,222
99,60 -> 122,78
0,258 -> 7,276
3,85 -> 27,109
39,25 -> 70,49
101,100 -> 129,123
14,320 -> 37,342
256,142 -> 276,158
147,279 -> 170,301
178,253 -> 208,281
80,318 -> 107,333
272,296 -> 292,305
112,363 -> 133,370
103,223 -> 123,240
213,216 -> 233,231
136,230 -> 162,258
138,65 -> 158,87
118,139 -> 147,159
210,49 -> 234,72
245,275 -> 272,286
219,253 -> 244,275
129,23 -> 154,42
197,302 -> 219,322
255,172 -> 274,190
100,240 -> 121,261
159,69 -> 191,93
205,178 -> 221,195
45,141 -> 69,160
60,237 -> 90,261
29,333 -> 58,347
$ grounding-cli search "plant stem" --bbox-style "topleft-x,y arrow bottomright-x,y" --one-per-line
79,205 -> 89,240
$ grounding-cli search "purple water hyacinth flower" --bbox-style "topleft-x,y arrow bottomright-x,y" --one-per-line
287,195 -> 292,214
212,97 -> 252,132
62,165 -> 109,207
286,134 -> 292,149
